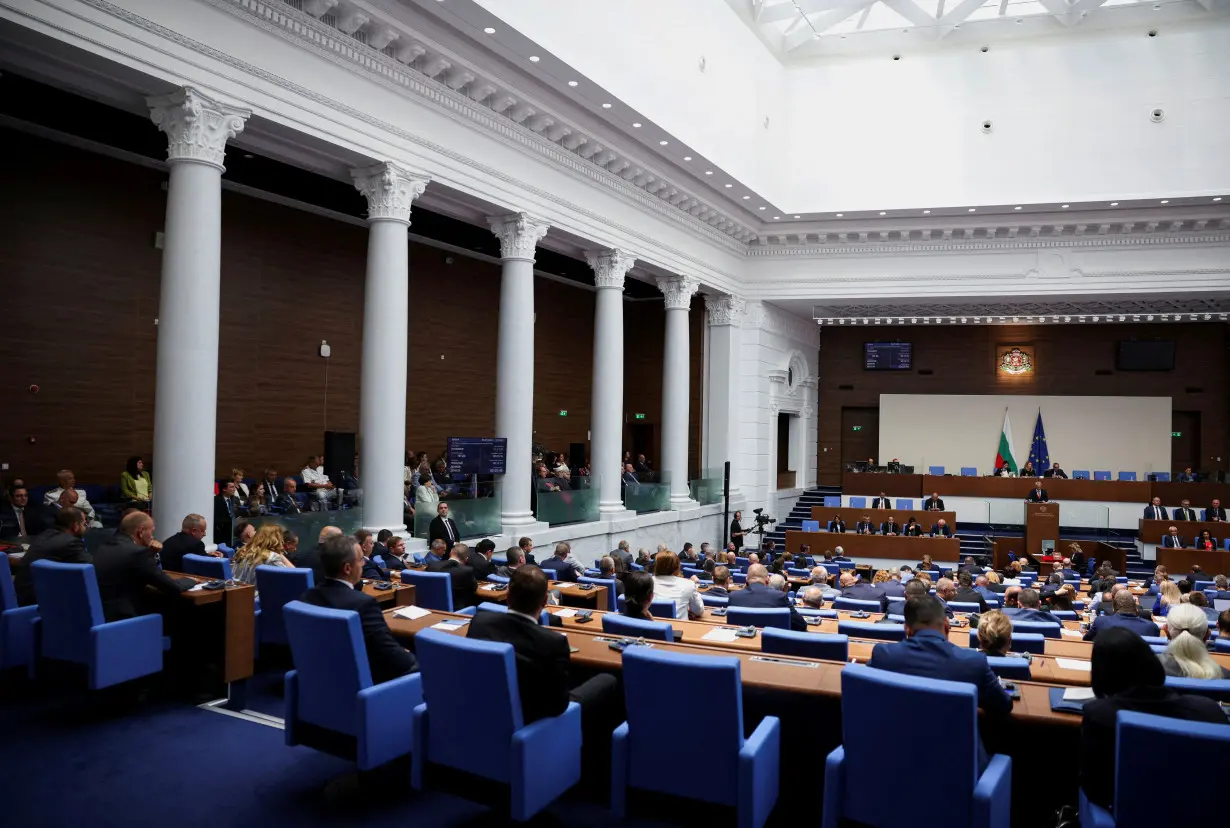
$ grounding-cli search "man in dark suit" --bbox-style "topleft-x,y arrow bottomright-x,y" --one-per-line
159,513 -> 223,571
372,529 -> 405,572
291,525 -> 340,584
880,515 -> 901,536
1172,499 -> 1197,521
1043,463 -> 1067,478
706,565 -> 733,597
426,543 -> 479,608
951,571 -> 990,612
278,478 -> 303,514
428,502 -> 461,547
299,533 -> 418,684
1143,497 -> 1168,521
1,486 -> 46,540
871,492 -> 891,510
1160,526 -> 1184,548
596,556 -> 625,597
1002,588 -> 1058,622
1083,590 -> 1160,641
13,506 -> 91,605
468,565 -> 619,747
728,564 -> 807,631
877,574 -> 906,602
1025,482 -> 1049,503
468,538 -> 496,582
1177,467 -> 1196,482
923,492 -> 945,511
931,518 -> 953,538
854,515 -> 877,535
1205,499 -> 1227,522
902,518 -> 923,537
538,542 -> 580,583
495,546 -> 527,579
214,481 -> 238,545
354,530 -> 389,580
827,516 -> 847,533
838,571 -> 881,604
610,540 -> 634,568
93,512 -> 194,623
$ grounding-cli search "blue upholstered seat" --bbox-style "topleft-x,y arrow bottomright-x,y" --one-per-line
833,598 -> 881,613
702,593 -> 729,607
1117,471 -> 1137,481
614,646 -> 779,828
801,520 -> 820,532
727,606 -> 791,630
412,627 -> 581,821
985,656 -> 1032,680
929,466 -> 945,476
1073,470 -> 1090,480
0,554 -> 39,672
255,565 -> 313,645
1162,676 -> 1230,702
960,467 -> 977,476
823,495 -> 840,507
649,599 -> 676,619
399,570 -> 453,611
181,553 -> 231,580
601,614 -> 674,641
1093,471 -> 1111,481
577,576 -> 618,611
824,664 -> 1011,828
849,497 -> 866,508
455,602 -> 552,625
947,601 -> 981,614
1152,472 -> 1170,481
837,620 -> 905,641
761,628 -> 848,661
1009,620 -> 1061,639
895,499 -> 912,510
29,560 -> 166,689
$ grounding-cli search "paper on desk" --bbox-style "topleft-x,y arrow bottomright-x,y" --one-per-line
1063,687 -> 1096,701
392,605 -> 432,620
1055,658 -> 1093,672
553,608 -> 578,618
188,584 -> 208,592
1060,628 -> 1084,638
701,627 -> 739,643
431,621 -> 467,631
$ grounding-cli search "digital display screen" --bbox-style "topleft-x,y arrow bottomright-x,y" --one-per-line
1117,340 -> 1174,371
446,437 -> 507,475
864,342 -> 912,370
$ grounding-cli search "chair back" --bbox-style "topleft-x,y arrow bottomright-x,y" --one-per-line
577,576 -> 618,611
986,656 -> 1032,680
1051,610 -> 1078,621
1152,472 -> 1171,481
29,561 -> 103,664
837,620 -> 904,641
649,599 -> 676,619
801,520 -> 820,532
470,601 -> 551,626
726,606 -> 791,629
1010,620 -> 1061,638
839,665 -> 980,827
929,466 -> 945,476
701,593 -> 728,608
1010,633 -> 1046,654
885,596 -> 905,616
486,574 -> 510,584
414,627 -> 521,780
181,553 -> 231,580
400,570 -> 454,611
1193,580 -> 1215,591
947,601 -> 981,614
823,495 -> 840,507
255,565 -> 314,644
833,598 -> 881,613
960,467 -> 977,476
0,553 -> 17,610
1213,638 -> 1230,654
1111,711 -> 1230,825
761,628 -> 847,660
849,497 -> 866,508
1072,470 -> 1090,479
731,571 -> 747,584
1162,676 -> 1230,702
601,614 -> 673,641
895,499 -> 912,510
282,600 -> 371,733
621,646 -> 743,805
734,556 -> 750,568
1118,471 -> 1137,481
1093,471 -> 1111,481
787,567 -> 811,577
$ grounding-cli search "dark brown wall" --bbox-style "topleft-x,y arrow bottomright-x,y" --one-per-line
1,131 -> 702,486
817,324 -> 1230,485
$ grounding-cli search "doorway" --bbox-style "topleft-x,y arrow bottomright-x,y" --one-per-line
776,412 -> 796,489
840,407 -> 880,470
628,423 -> 656,475
1171,411 -> 1201,475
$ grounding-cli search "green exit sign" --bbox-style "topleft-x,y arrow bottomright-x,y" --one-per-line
634,413 -> 646,420
852,426 -> 863,432
1171,431 -> 1181,437
558,410 -> 568,417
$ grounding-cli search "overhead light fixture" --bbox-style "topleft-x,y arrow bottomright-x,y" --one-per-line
1014,206 -> 1022,210
758,206 -> 765,210
704,170 -> 713,175
601,103 -> 612,108
836,213 -> 844,217
879,211 -> 886,216
567,81 -> 579,87
724,183 -> 733,188
659,140 -> 668,145
1160,199 -> 1169,204
632,122 -> 642,128
483,27 -> 496,34
1214,197 -> 1223,202
1061,204 -> 1069,208
529,55 -> 540,62
794,215 -> 801,219
923,210 -> 931,214
683,156 -> 692,161
773,216 -> 780,220
742,195 -> 751,200
968,208 -> 976,212
1110,202 -> 1119,206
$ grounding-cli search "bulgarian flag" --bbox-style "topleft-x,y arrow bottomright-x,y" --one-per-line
994,409 -> 1019,475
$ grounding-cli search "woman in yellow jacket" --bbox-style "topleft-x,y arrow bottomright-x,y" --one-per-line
121,455 -> 152,509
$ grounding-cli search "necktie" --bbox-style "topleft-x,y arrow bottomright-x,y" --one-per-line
16,508 -> 26,536
446,520 -> 455,544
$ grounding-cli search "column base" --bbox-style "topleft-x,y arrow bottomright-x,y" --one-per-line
501,518 -> 550,539
363,521 -> 408,536
668,495 -> 700,510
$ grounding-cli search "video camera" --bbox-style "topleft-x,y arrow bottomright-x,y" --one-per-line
751,507 -> 776,535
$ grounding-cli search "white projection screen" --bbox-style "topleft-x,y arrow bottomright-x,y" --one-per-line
878,395 -> 1172,477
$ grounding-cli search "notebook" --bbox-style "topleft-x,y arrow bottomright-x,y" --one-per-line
1048,686 -> 1093,714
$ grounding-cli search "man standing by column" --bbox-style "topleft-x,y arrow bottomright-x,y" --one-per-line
657,276 -> 699,508
586,249 -> 637,517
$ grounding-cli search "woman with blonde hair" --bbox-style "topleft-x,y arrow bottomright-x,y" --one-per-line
230,523 -> 293,584
230,468 -> 250,500
871,569 -> 891,585
976,610 -> 1013,657
1155,579 -> 1182,617
1159,603 -> 1229,678
986,571 -> 1002,585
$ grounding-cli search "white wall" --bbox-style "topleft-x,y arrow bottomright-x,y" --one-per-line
878,394 -> 1171,477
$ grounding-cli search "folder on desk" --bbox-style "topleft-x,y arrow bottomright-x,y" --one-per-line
1048,686 -> 1093,714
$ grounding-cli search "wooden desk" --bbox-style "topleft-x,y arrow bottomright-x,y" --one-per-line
1151,481 -> 1230,508
810,506 -> 958,534
841,472 -> 924,498
1156,548 -> 1230,575
923,475 -> 1151,504
475,580 -> 609,609
165,571 -> 255,685
785,530 -> 961,562
362,580 -> 417,607
1138,518 -> 1227,545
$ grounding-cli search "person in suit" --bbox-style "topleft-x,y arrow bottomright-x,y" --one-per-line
428,502 -> 461,548
1083,590 -> 1160,641
838,571 -> 881,604
729,564 -> 807,631
93,512 -> 193,623
827,515 -> 847,533
871,492 -> 891,510
610,540 -> 634,569
706,565 -> 733,597
354,530 -> 389,580
1205,499 -> 1227,522
495,545 -> 528,579
467,538 -> 496,582
276,478 -> 303,515
1,485 -> 46,539
867,596 -> 1012,765
877,571 -> 906,601
468,564 -> 618,727
539,541 -> 582,583
973,574 -> 998,602
902,516 -> 923,537
1025,481 -> 1049,503
1043,463 -> 1067,479
1160,526 -> 1185,548
1002,588 -> 1058,623
1020,461 -> 1036,477
290,525 -> 340,583
1172,499 -> 1198,521
299,533 -> 418,685
931,518 -> 953,538
880,515 -> 901,536
13,506 -> 92,605
159,514 -> 222,572
372,529 -> 406,572
1143,497 -> 1168,521
951,570 -> 990,612
213,480 -> 239,545
923,492 -> 945,511
730,511 -> 746,550
854,514 -> 877,535
1079,628 -> 1227,809
619,463 -> 640,493
1176,467 -> 1196,483
426,543 -> 479,609
596,555 -> 626,597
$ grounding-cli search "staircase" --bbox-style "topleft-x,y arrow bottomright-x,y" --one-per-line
760,485 -> 841,551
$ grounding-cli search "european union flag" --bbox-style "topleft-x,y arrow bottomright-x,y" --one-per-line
1027,409 -> 1050,473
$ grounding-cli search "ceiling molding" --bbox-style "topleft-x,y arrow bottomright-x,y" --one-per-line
811,296 -> 1230,322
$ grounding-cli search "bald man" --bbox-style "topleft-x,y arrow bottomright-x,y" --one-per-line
93,511 -> 193,622
289,525 -> 342,584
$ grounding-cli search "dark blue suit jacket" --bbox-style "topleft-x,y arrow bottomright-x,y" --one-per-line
878,581 -> 906,599
931,524 -> 953,537
867,629 -> 1013,718
1082,612 -> 1160,641
299,579 -> 417,684
538,556 -> 578,582
841,582 -> 883,604
1142,505 -> 1168,520
728,582 -> 807,631
1161,534 -> 1184,548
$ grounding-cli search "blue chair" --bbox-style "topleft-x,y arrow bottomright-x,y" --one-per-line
181,553 -> 232,580
960,467 -> 977,476
1213,638 -> 1230,654
895,499 -> 912,510
727,607 -> 790,630
486,574 -> 510,584
1093,471 -> 1111,481
1152,472 -> 1170,481
761,629 -> 847,661
734,556 -> 750,568
1051,610 -> 1078,621
885,597 -> 905,615
649,599 -> 676,619
801,520 -> 820,532
1117,471 -> 1137,481
823,495 -> 840,507
837,621 -> 905,642
824,665 -> 1011,828
255,565 -> 314,645
1009,620 -> 1061,639
702,593 -> 729,608
216,543 -> 235,558
1010,633 -> 1046,654
0,554 -> 39,672
1078,711 -> 1228,828
412,628 -> 580,821
929,466 -> 945,476
1163,676 -> 1230,702
985,656 -> 1032,680
601,614 -> 673,642
29,561 -> 166,689
400,570 -> 453,611
456,602 -> 551,626
282,600 -> 421,770
576,576 -> 618,611
833,598 -> 881,613
1073,470 -> 1090,480
787,568 -> 811,578
732,571 -> 748,584
948,602 -> 981,614
614,647 -> 779,828
849,497 -> 866,508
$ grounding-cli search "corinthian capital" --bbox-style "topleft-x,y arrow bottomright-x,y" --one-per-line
704,294 -> 746,326
585,249 -> 636,289
656,276 -> 700,311
147,87 -> 251,169
351,162 -> 429,223
488,213 -> 550,261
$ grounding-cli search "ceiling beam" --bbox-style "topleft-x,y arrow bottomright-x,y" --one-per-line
936,0 -> 991,36
1067,0 -> 1110,23
883,0 -> 938,27
758,0 -> 856,23
1034,0 -> 1077,26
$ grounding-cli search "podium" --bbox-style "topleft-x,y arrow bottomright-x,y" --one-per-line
1025,502 -> 1060,559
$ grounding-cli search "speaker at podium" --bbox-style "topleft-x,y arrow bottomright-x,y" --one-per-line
1025,502 -> 1060,559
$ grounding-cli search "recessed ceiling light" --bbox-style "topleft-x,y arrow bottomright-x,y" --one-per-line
758,206 -> 766,210
742,195 -> 751,200
483,27 -> 496,34
1014,206 -> 1022,210
683,156 -> 692,161
567,81 -> 578,87
704,170 -> 713,175
836,213 -> 844,217
1160,199 -> 1169,204
923,210 -> 930,214
659,140 -> 668,146
793,215 -> 801,219
632,122 -> 642,128
1215,197 -> 1223,202
724,183 -> 732,188
242,153 -> 254,159
879,211 -> 886,216
968,208 -> 976,212
601,102 -> 611,108
529,55 -> 540,62
1061,204 -> 1070,208
773,216 -> 780,220
1016,18 -> 1022,23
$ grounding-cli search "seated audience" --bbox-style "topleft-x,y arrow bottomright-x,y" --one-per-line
229,468 -> 250,500
854,514 -> 877,535
467,538 -> 496,582
283,530 -> 298,558
246,482 -> 270,516
610,539 -> 633,568
230,524 -> 294,584
634,548 -> 651,568
1160,525 -> 1184,548
798,585 -> 825,610
1194,529 -> 1217,551
1048,585 -> 1076,612
729,563 -> 806,631
43,469 -> 102,528
354,530 -> 388,580
596,556 -> 625,597
214,480 -> 239,544
1002,585 -> 1022,609
622,571 -> 656,620
1158,603 -> 1229,678
495,546 -> 525,578
276,478 -> 302,514
839,571 -> 881,603
1005,588 -> 1060,623
1155,580 -> 1182,617
291,525 -> 340,582
1186,591 -> 1217,627
300,533 -> 418,684
159,513 -> 219,571
120,456 -> 153,509
880,515 -> 901,536
975,610 -> 1013,658
301,455 -> 338,510
827,515 -> 847,533
878,570 -> 906,601
1084,589 -> 1160,641
975,574 -> 999,600
423,538 -> 448,566
539,542 -> 581,583
1080,628 -> 1227,809
14,506 -> 91,606
917,553 -> 935,573
902,516 -> 923,537
931,519 -> 952,538
1,485 -> 46,539
426,543 -> 479,609
651,551 -> 704,620
93,512 -> 192,622
952,570 -> 990,612
934,577 -> 959,610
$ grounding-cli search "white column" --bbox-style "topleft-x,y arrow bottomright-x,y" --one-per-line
352,163 -> 430,534
657,276 -> 700,507
147,87 -> 250,541
586,249 -> 637,516
704,294 -> 745,497
489,213 -> 550,531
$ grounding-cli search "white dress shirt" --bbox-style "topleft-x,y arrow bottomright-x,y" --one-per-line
301,466 -> 330,486
652,575 -> 704,620
415,484 -> 439,513
42,487 -> 101,527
